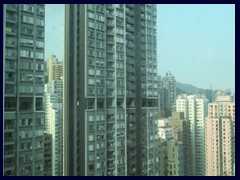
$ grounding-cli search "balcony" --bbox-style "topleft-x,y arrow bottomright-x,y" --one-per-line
4,149 -> 14,156
5,76 -> 15,82
107,47 -> 115,53
5,52 -> 16,59
107,72 -> 114,79
127,43 -> 135,49
4,162 -> 14,168
127,91 -> 135,97
126,4 -> 134,9
127,66 -> 135,73
107,115 -> 115,122
128,76 -> 135,81
107,55 -> 115,62
127,58 -> 135,64
6,4 -> 17,11
107,63 -> 115,71
106,12 -> 114,19
107,21 -> 114,27
106,4 -> 114,11
126,17 -> 134,24
107,38 -> 114,45
4,137 -> 14,143
107,90 -> 115,97
126,25 -> 134,32
107,155 -> 115,160
126,34 -> 134,40
6,15 -> 17,23
126,9 -> 134,16
5,27 -> 16,35
126,49 -> 134,57
6,40 -> 16,47
107,30 -> 114,36
4,124 -> 14,132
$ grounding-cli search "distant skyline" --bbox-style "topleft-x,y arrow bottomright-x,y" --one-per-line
45,4 -> 235,93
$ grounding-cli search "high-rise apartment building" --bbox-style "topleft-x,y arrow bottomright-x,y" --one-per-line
168,112 -> 191,176
46,55 -> 63,83
64,4 -> 159,176
3,4 -> 45,176
157,119 -> 184,176
44,133 -> 53,176
45,80 -> 63,175
205,95 -> 235,176
161,71 -> 176,117
176,94 -> 208,176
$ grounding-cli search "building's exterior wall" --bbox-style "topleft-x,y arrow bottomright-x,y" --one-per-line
64,4 -> 159,176
3,4 -> 45,176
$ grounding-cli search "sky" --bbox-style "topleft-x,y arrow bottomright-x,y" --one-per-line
45,4 -> 235,93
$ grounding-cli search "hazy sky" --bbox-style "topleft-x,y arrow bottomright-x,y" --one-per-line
45,4 -> 235,92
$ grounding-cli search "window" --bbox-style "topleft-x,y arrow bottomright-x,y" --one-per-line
36,18 -> 44,26
88,31 -> 95,38
96,41 -> 104,49
36,75 -> 44,82
35,86 -> 44,93
21,15 -> 34,24
97,99 -> 104,109
36,52 -> 44,59
88,21 -> 95,29
88,144 -> 94,151
5,97 -> 16,111
20,38 -> 33,46
88,154 -> 95,161
87,99 -> 95,109
88,135 -> 94,142
6,36 -> 16,46
88,115 -> 94,122
19,97 -> 33,111
87,4 -> 95,10
20,50 -> 33,58
36,118 -> 43,126
21,26 -> 34,36
19,85 -> 33,93
37,7 -> 44,15
35,63 -> 44,71
37,29 -> 44,37
35,97 -> 43,111
6,48 -> 16,58
5,72 -> 15,81
36,41 -> 44,48
88,164 -> 94,171
22,4 -> 34,13
5,60 -> 16,70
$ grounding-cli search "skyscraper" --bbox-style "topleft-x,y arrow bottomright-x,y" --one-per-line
176,94 -> 208,176
157,118 -> 184,176
46,55 -> 63,83
168,112 -> 191,176
3,4 -> 45,175
205,95 -> 235,176
162,71 -> 176,117
64,4 -> 159,176
44,80 -> 63,176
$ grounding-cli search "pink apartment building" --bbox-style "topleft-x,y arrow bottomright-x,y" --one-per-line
205,95 -> 235,176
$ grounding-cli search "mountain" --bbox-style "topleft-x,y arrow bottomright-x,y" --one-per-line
176,82 -> 202,94
176,82 -> 215,102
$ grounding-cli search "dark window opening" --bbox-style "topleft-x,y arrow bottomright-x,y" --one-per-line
19,97 -> 33,111
35,97 -> 43,111
5,97 -> 16,111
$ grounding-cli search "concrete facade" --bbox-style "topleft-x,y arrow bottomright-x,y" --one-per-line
205,95 -> 235,176
3,4 -> 45,176
64,4 -> 159,176
176,94 -> 208,176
